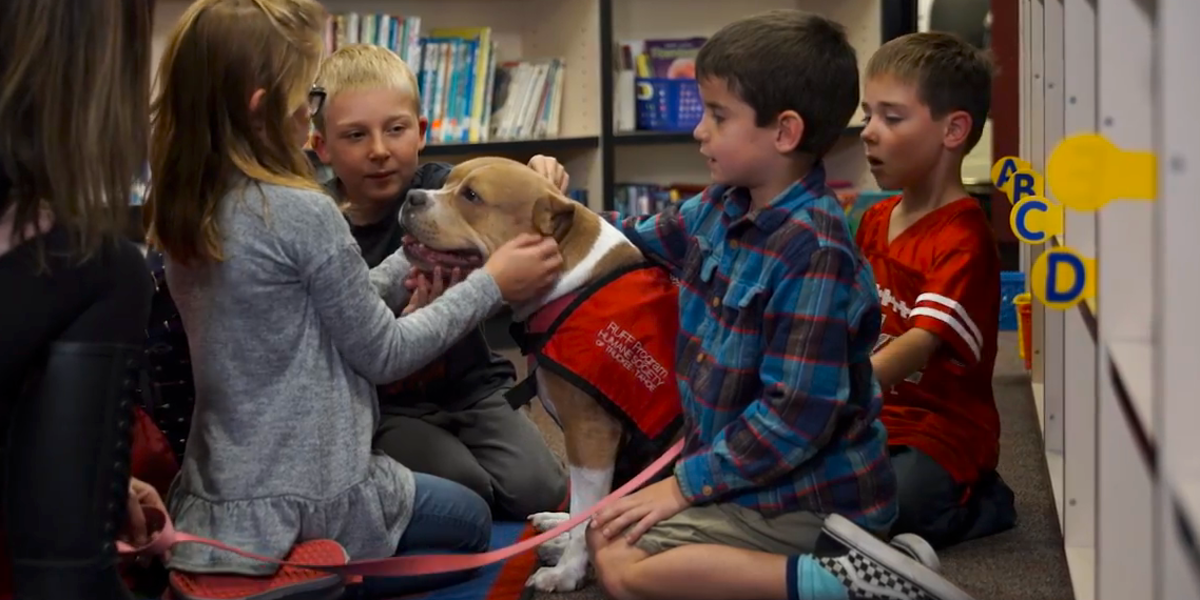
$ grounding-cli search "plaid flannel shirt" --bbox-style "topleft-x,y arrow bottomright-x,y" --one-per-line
606,164 -> 897,533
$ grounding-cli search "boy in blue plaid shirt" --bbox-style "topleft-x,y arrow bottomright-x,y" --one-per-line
587,11 -> 975,600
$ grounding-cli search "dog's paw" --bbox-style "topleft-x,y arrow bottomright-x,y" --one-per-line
526,562 -> 588,593
536,535 -> 569,565
528,511 -> 570,533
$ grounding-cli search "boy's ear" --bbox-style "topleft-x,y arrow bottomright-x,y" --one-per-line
774,110 -> 805,154
944,110 -> 973,150
417,117 -> 429,151
311,131 -> 331,164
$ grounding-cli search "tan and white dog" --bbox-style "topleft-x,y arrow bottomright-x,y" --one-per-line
399,157 -> 679,592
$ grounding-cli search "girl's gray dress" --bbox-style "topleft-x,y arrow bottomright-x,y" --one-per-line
163,180 -> 502,574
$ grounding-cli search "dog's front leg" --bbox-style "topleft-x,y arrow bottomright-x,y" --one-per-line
527,370 -> 621,593
529,464 -> 613,592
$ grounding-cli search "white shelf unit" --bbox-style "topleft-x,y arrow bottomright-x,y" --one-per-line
1023,0 -> 1200,599
1156,0 -> 1200,598
607,0 -> 879,192
1059,3 -> 1098,599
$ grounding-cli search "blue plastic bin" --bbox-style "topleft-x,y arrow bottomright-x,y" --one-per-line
635,78 -> 704,132
999,271 -> 1026,331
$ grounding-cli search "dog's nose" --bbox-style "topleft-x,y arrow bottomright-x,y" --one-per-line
406,189 -> 428,207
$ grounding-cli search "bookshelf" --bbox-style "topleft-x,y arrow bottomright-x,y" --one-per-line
602,0 -> 886,202
1022,0 -> 1200,599
420,136 -> 599,157
152,0 -> 904,214
612,126 -> 872,148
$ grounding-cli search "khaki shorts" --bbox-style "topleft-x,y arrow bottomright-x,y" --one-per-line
633,502 -> 825,556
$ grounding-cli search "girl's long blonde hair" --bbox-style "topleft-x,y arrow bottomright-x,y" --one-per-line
146,0 -> 326,265
0,0 -> 153,264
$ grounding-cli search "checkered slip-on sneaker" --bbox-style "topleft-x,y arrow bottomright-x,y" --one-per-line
818,514 -> 975,600
888,533 -> 941,573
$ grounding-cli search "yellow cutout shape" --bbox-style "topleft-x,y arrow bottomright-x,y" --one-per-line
991,156 -> 1034,202
1046,133 -> 1157,212
1030,247 -> 1096,310
1009,196 -> 1065,244
1003,169 -> 1045,209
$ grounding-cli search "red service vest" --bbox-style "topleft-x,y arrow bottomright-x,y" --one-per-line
510,264 -> 684,484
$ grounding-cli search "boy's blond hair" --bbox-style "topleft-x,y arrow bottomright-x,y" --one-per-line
313,44 -> 421,131
146,0 -> 326,265
866,32 -> 995,153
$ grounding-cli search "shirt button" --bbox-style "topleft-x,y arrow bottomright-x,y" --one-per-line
711,297 -> 721,307
696,352 -> 705,362
730,239 -> 740,249
702,485 -> 714,496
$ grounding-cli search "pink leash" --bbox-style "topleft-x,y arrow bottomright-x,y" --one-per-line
117,440 -> 683,577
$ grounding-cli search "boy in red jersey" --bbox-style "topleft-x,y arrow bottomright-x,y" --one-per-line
857,31 -> 1017,549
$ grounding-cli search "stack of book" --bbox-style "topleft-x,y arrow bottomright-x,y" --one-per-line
323,13 -> 566,145
613,182 -> 705,216
613,37 -> 706,133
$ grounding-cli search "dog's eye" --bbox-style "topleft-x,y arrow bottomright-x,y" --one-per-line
462,187 -> 481,203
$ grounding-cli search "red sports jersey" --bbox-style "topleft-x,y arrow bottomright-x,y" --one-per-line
856,196 -> 1002,486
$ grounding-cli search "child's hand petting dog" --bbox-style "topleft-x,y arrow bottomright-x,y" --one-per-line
528,154 -> 570,193
402,266 -> 464,316
484,234 -> 563,304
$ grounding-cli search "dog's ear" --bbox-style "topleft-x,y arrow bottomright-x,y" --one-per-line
533,191 -> 576,242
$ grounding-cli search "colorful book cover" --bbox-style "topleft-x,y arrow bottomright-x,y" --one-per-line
430,27 -> 493,143
642,37 -> 706,78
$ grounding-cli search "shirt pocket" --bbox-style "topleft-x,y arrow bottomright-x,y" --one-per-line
683,236 -> 718,283
714,280 -> 766,370
682,237 -> 721,336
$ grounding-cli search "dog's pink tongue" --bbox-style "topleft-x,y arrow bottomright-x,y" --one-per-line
405,243 -> 482,270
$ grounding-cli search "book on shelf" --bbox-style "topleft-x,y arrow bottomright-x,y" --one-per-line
324,13 -> 423,66
614,37 -> 707,133
323,13 -> 567,147
614,182 -> 705,216
633,37 -> 707,78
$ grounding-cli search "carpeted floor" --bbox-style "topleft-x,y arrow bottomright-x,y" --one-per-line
505,332 -> 1076,600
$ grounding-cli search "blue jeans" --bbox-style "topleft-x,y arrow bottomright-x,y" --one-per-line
353,473 -> 492,598
889,445 -> 1017,549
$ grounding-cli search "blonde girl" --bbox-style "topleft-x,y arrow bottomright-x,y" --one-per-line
145,0 -> 561,595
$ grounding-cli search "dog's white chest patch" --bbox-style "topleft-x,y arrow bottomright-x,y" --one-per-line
513,219 -> 633,322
